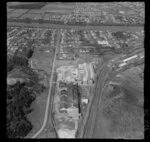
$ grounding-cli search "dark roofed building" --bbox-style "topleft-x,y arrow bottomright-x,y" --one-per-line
59,81 -> 67,88
60,95 -> 68,103
60,89 -> 68,96
59,102 -> 70,109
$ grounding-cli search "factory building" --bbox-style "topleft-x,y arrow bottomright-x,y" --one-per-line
56,62 -> 95,85
54,62 -> 95,138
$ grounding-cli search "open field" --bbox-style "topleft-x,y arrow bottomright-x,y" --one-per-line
27,84 -> 57,138
26,89 -> 49,138
83,65 -> 144,138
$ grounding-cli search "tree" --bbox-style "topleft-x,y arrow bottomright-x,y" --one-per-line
7,82 -> 35,138
7,48 -> 46,138
7,55 -> 14,72
15,118 -> 33,138
13,56 -> 28,67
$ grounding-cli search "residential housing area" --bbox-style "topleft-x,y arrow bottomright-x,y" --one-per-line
7,2 -> 144,139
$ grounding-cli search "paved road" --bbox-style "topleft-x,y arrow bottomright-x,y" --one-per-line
7,22 -> 144,32
31,30 -> 60,138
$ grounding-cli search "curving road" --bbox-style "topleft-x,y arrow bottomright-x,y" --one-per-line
31,30 -> 60,138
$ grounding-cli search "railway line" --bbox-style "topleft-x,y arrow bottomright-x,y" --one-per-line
83,63 -> 112,138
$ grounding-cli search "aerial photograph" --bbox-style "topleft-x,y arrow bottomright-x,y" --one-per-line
7,2 -> 144,139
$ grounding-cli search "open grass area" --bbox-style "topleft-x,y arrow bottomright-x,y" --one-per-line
93,67 -> 144,139
26,89 -> 49,138
83,63 -> 144,138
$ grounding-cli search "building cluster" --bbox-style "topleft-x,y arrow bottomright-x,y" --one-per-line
7,3 -> 144,25
110,31 -> 142,50
57,29 -> 125,60
56,28 -> 142,61
56,63 -> 94,85
7,26 -> 56,57
54,82 -> 80,138
7,26 -> 142,63
53,62 -> 95,138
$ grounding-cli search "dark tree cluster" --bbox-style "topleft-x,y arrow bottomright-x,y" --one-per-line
112,31 -> 132,41
7,51 -> 45,138
7,67 -> 45,139
7,55 -> 28,73
7,82 -> 35,138
41,30 -> 52,45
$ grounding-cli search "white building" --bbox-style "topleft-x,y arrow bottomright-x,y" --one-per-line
97,40 -> 110,46
56,63 -> 94,85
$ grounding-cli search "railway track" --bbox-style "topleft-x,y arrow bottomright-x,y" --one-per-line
83,63 -> 111,138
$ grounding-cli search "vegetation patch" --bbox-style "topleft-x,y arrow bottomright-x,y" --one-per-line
101,71 -> 144,138
7,50 -> 45,138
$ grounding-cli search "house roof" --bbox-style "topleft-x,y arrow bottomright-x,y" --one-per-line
59,102 -> 68,109
60,95 -> 68,102
60,90 -> 68,96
